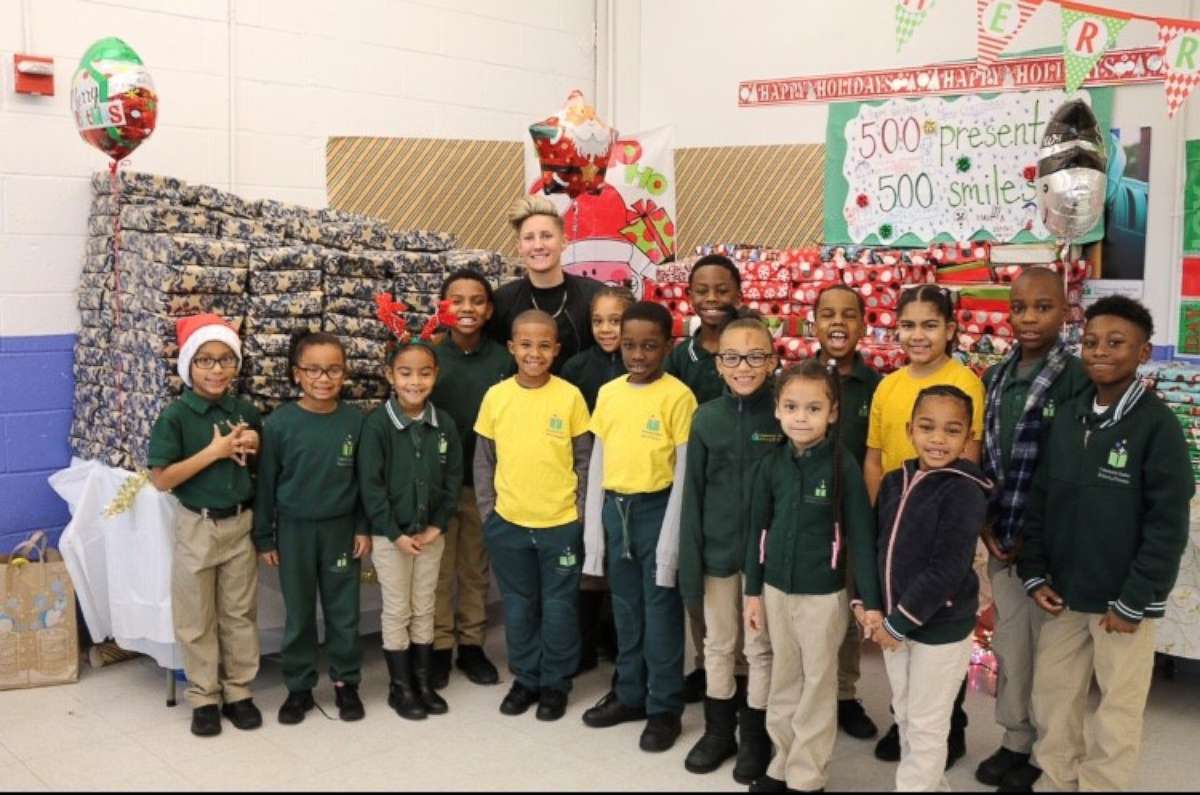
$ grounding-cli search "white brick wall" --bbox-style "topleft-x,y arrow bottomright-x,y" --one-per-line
0,0 -> 597,337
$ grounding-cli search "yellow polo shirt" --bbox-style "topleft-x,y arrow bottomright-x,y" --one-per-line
590,374 -> 698,493
867,358 -> 986,474
475,376 -> 590,527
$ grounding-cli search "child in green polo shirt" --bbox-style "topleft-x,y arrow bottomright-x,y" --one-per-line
1018,296 -> 1193,792
429,269 -> 514,690
254,331 -> 371,726
147,313 -> 263,738
359,340 -> 463,721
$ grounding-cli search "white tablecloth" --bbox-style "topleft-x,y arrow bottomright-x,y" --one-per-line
50,459 -> 382,670
1157,497 -> 1200,660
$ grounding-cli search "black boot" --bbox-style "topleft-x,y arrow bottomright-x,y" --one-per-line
733,705 -> 773,785
383,648 -> 426,721
684,696 -> 739,774
946,677 -> 968,770
430,647 -> 452,690
682,668 -> 706,704
412,643 -> 449,715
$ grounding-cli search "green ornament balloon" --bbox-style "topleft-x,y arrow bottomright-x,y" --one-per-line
70,37 -> 158,162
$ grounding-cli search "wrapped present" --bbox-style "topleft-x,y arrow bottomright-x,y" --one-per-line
92,169 -> 185,197
244,334 -> 294,357
130,259 -> 249,294
860,283 -> 899,309
341,379 -> 392,400
322,250 -> 391,278
74,346 -> 109,368
342,337 -> 389,360
247,291 -> 324,317
113,329 -> 179,358
90,192 -> 166,215
738,260 -> 791,283
397,292 -> 439,314
120,204 -> 217,235
250,246 -> 324,272
762,315 -> 808,338
393,229 -> 457,253
396,251 -> 449,273
955,285 -> 1010,312
243,315 -> 322,336
619,199 -> 675,266
216,214 -> 286,246
956,309 -> 1010,332
791,282 -> 838,306
325,276 -> 391,302
775,336 -> 819,361
746,300 -> 794,316
346,358 -> 383,379
394,272 -> 447,293
119,231 -> 251,269
249,269 -> 323,294
187,184 -> 254,218
324,296 -> 381,317
935,261 -> 993,282
660,298 -> 693,316
123,289 -> 245,318
861,342 -> 907,372
792,262 -> 840,283
843,265 -> 908,287
244,356 -> 292,379
323,313 -> 394,341
743,282 -> 792,301
77,289 -> 107,311
656,284 -> 688,301
656,262 -> 691,283
242,376 -> 301,400
343,399 -> 383,415
865,308 -> 897,328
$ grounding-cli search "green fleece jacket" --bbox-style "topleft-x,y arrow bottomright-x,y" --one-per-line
678,385 -> 784,605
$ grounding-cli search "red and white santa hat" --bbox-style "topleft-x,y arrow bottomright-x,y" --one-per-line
176,313 -> 242,387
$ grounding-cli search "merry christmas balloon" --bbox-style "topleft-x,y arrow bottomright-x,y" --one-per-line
71,37 -> 158,162
529,90 -> 616,199
1036,98 -> 1107,242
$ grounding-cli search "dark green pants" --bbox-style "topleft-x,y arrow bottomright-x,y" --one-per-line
603,489 -> 684,716
484,512 -> 582,694
277,515 -> 362,692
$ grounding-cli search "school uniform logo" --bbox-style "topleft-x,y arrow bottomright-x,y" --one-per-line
641,415 -> 664,440
547,413 -> 567,439
751,432 -> 784,444
858,403 -> 869,418
1098,439 -> 1133,485
1043,400 -> 1057,419
557,546 -> 578,569
437,432 -> 449,463
332,553 -> 350,573
803,479 -> 831,504
337,434 -> 355,467
1108,440 -> 1129,469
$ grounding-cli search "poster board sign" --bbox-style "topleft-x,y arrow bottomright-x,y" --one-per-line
824,87 -> 1113,245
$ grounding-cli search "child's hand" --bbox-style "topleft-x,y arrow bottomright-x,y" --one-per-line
352,534 -> 372,559
745,596 -> 765,632
1032,585 -> 1066,616
861,610 -> 884,639
235,428 -> 260,456
396,535 -> 421,556
1099,609 -> 1138,634
981,525 -> 1008,561
416,526 -> 442,546
208,422 -> 248,462
259,551 -> 279,567
872,626 -> 902,652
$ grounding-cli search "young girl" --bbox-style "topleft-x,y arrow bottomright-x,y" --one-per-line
583,301 -> 698,752
359,340 -> 463,720
864,283 -> 985,765
743,360 -> 880,793
255,331 -> 371,725
862,385 -> 991,792
814,285 -> 882,741
665,253 -> 743,701
679,311 -> 780,783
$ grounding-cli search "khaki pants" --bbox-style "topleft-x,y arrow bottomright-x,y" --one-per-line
989,556 -> 1047,755
702,574 -> 772,707
1031,609 -> 1157,792
883,634 -> 974,792
373,534 -> 445,651
763,586 -> 847,791
837,610 -> 862,700
433,488 -> 490,650
171,507 -> 260,709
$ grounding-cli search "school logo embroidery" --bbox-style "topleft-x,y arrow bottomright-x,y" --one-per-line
751,432 -> 784,444
438,433 -> 449,463
1043,400 -> 1057,419
558,547 -> 578,568
334,553 -> 349,571
547,413 -> 567,439
858,403 -> 869,418
337,434 -> 355,467
814,480 -> 828,498
646,417 -> 662,433
1097,439 -> 1133,485
640,415 -> 665,441
1107,439 -> 1128,469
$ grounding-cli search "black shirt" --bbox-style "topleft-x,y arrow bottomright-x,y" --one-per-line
487,272 -> 603,373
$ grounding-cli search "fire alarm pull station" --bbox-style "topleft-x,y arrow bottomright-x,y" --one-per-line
15,55 -> 54,96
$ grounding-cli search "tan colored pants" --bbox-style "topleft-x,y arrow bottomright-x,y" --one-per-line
884,634 -> 974,792
373,534 -> 445,651
171,507 -> 260,709
989,556 -> 1047,755
1031,609 -> 1157,792
702,574 -> 772,707
763,586 -> 848,791
433,488 -> 490,650
837,608 -> 862,700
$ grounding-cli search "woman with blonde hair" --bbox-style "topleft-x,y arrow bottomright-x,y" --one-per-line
487,196 -> 603,373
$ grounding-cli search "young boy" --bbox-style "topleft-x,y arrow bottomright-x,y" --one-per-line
430,269 -> 515,689
474,310 -> 591,721
1019,295 -> 1193,792
583,301 -> 698,752
147,313 -> 263,737
976,268 -> 1089,790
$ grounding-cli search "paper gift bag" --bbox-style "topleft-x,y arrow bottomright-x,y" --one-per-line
0,531 -> 79,690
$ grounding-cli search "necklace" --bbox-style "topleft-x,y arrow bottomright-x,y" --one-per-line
531,286 -> 569,319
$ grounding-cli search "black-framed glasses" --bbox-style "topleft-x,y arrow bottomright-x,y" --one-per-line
296,365 -> 345,380
717,351 -> 773,368
193,355 -> 238,370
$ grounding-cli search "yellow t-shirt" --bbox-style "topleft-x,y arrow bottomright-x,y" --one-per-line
474,376 -> 590,528
589,374 -> 698,494
867,358 -> 986,474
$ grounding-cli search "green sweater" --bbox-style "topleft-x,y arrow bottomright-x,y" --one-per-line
253,401 -> 364,552
665,333 -> 724,406
679,385 -> 784,604
1018,387 -> 1195,621
745,438 -> 880,606
357,399 -> 463,541
837,354 -> 882,467
561,345 -> 625,412
430,336 -> 513,487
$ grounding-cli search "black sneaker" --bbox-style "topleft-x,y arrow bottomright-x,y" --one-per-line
278,690 -> 314,725
998,761 -> 1043,793
220,698 -> 263,731
499,681 -> 540,716
536,688 -> 568,721
874,722 -> 900,762
682,668 -> 706,704
639,712 -> 682,752
582,690 -> 647,728
190,704 -> 221,737
946,726 -> 966,770
976,747 -> 1030,786
456,644 -> 500,685
335,683 -> 365,722
748,775 -> 787,793
837,698 -> 878,739
431,648 -> 452,690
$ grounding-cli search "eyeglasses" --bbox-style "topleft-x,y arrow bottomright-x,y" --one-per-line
296,365 -> 346,380
192,355 -> 239,370
716,351 -> 773,368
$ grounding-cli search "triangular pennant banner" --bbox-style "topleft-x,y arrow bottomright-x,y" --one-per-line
976,0 -> 1044,69
1060,1 -> 1130,92
1159,19 -> 1200,119
896,0 -> 936,52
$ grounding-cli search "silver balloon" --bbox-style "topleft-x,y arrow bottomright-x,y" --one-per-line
1036,99 -> 1108,243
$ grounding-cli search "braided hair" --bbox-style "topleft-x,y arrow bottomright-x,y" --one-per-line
775,358 -> 846,569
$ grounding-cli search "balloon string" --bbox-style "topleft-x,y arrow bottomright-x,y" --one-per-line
109,159 -> 127,455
